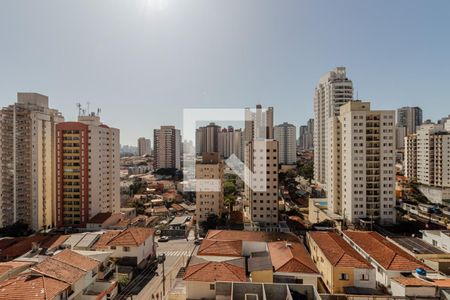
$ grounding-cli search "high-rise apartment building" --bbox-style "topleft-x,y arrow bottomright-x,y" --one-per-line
0,93 -> 63,231
244,105 -> 274,142
244,139 -> 279,231
153,125 -> 181,170
196,122 -> 220,155
404,121 -> 450,204
298,118 -> 314,150
313,67 -> 353,186
274,122 -> 297,165
404,134 -> 418,180
328,101 -> 396,225
218,126 -> 244,160
137,137 -> 151,156
396,107 -> 422,149
195,152 -> 224,223
55,114 -> 120,227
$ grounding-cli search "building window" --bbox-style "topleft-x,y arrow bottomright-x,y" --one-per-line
210,284 -> 215,290
360,274 -> 369,281
124,246 -> 130,252
340,273 -> 349,280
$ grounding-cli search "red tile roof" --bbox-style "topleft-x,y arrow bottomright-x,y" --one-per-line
343,231 -> 430,271
0,273 -> 69,300
0,261 -> 32,278
40,235 -> 69,251
308,231 -> 372,269
268,241 -> 319,274
88,212 -> 113,224
30,258 -> 86,284
0,238 -> 21,251
107,227 -> 154,247
392,277 -> 434,287
52,249 -> 98,271
206,230 -> 300,243
92,230 -> 122,249
184,260 -> 246,282
0,235 -> 50,259
197,240 -> 243,257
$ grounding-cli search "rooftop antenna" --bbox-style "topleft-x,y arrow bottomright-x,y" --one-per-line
76,103 -> 82,117
87,101 -> 90,114
97,108 -> 102,116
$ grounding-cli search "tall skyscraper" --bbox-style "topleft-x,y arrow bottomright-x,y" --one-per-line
298,118 -> 314,150
245,139 -> 279,231
137,137 -> 151,156
153,125 -> 181,170
195,152 -> 224,223
56,114 -> 120,227
328,101 -> 396,225
313,67 -> 353,186
244,105 -> 274,142
196,122 -> 220,155
0,93 -> 64,231
397,106 -> 423,135
274,122 -> 297,164
396,106 -> 422,149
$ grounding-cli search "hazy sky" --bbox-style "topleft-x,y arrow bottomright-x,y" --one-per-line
1,0 -> 449,145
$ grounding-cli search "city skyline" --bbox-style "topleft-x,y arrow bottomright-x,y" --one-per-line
1,0 -> 450,146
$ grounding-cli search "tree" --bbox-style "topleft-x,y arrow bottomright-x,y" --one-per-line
200,214 -> 219,231
224,194 -> 237,216
224,181 -> 237,197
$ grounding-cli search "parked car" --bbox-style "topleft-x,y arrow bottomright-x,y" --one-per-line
158,236 -> 170,242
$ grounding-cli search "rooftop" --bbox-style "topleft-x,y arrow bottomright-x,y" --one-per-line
268,241 -> 319,274
91,230 -> 122,249
390,236 -> 446,255
206,230 -> 300,243
184,258 -> 246,282
197,240 -> 243,257
107,227 -> 154,247
343,231 -> 430,271
309,231 -> 372,269
88,212 -> 113,224
0,273 -> 70,300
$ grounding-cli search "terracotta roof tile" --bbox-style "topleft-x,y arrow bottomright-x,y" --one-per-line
92,230 -> 122,249
308,231 -> 372,269
392,277 -> 434,287
0,261 -> 32,277
88,212 -> 113,224
268,241 -> 319,274
0,235 -> 51,259
107,227 -> 154,247
343,231 -> 430,271
0,273 -> 69,300
184,260 -> 246,282
52,249 -> 98,271
206,230 -> 300,243
40,235 -> 69,251
197,240 -> 242,257
30,258 -> 85,284
0,238 -> 20,251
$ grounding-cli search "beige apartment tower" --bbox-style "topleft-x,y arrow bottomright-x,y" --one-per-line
0,93 -> 64,231
328,101 -> 396,225
313,67 -> 353,186
137,137 -> 151,156
56,114 -> 120,227
274,122 -> 297,165
195,152 -> 224,223
244,139 -> 279,231
153,125 -> 181,170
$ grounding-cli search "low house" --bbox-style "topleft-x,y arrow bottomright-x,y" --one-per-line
197,239 -> 243,262
307,231 -> 375,294
93,227 -> 155,268
343,231 -> 431,289
248,252 -> 274,283
391,275 -> 450,298
183,257 -> 246,299
268,241 -> 320,287
0,261 -> 33,281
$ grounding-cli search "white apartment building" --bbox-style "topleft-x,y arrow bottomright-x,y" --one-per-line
299,118 -> 314,150
0,93 -> 64,231
406,121 -> 450,203
274,122 -> 297,165
313,67 -> 353,186
328,101 -> 396,225
153,125 -> 181,170
244,139 -> 279,231
137,137 -> 151,156
195,152 -> 224,223
56,114 -> 120,227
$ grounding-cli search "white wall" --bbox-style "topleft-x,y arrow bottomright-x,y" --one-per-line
353,268 -> 376,289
